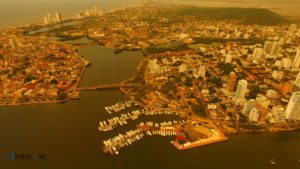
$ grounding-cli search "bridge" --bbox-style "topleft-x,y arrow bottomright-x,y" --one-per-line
76,84 -> 142,91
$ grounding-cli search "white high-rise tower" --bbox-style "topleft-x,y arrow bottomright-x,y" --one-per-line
263,41 -> 272,55
285,92 -> 300,120
44,16 -> 49,25
292,50 -> 300,69
270,41 -> 281,57
294,71 -> 300,88
253,47 -> 263,63
9,38 -> 19,51
55,12 -> 62,22
47,13 -> 52,24
93,6 -> 99,16
234,79 -> 247,105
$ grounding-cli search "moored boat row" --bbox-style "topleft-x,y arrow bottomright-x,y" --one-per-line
105,100 -> 138,114
142,120 -> 185,128
98,109 -> 143,131
144,110 -> 183,116
103,129 -> 144,155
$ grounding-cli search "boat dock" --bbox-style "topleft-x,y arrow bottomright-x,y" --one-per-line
102,122 -> 184,155
98,109 -> 143,131
105,100 -> 139,114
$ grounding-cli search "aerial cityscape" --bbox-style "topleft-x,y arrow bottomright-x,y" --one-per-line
1,0 -> 300,169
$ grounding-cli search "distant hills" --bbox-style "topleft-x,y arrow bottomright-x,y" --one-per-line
172,6 -> 290,25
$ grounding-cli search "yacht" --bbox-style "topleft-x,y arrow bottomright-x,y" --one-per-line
270,159 -> 276,165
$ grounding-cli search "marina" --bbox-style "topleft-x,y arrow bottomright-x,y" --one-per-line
102,122 -> 183,155
104,100 -> 138,114
102,128 -> 144,155
98,109 -> 143,131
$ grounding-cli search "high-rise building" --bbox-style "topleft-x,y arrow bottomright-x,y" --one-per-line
249,108 -> 260,122
85,10 -> 91,17
272,106 -> 286,123
9,38 -> 19,51
242,99 -> 255,115
294,71 -> 300,88
289,24 -> 297,33
227,72 -> 237,92
99,10 -> 103,16
55,12 -> 62,22
270,41 -> 281,57
47,13 -> 52,24
253,47 -> 263,64
93,6 -> 99,16
263,41 -> 272,55
292,49 -> 300,69
285,92 -> 300,120
44,16 -> 49,25
263,41 -> 281,57
234,79 -> 247,104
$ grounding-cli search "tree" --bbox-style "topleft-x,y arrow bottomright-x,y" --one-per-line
220,104 -> 227,110
24,76 -> 33,83
236,59 -> 243,66
217,62 -> 234,75
56,93 -> 67,100
185,77 -> 193,87
50,79 -> 58,84
205,71 -> 212,78
163,104 -> 168,108
210,77 -> 222,87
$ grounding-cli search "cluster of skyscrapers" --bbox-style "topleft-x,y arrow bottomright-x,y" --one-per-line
231,76 -> 300,122
44,12 -> 63,25
76,6 -> 103,19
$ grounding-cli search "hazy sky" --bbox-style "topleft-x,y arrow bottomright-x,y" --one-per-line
171,0 -> 300,4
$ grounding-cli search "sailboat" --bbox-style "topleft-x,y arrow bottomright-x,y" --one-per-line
270,159 -> 276,165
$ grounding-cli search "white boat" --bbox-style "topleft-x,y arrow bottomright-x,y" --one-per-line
270,159 -> 276,165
